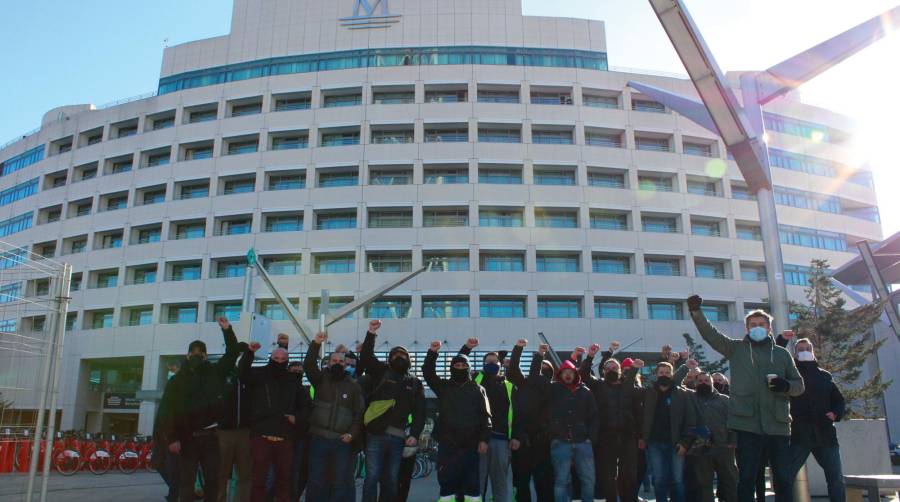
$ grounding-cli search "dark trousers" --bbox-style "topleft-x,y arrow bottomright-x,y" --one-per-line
693,448 -> 738,502
789,441 -> 845,502
684,457 -> 699,502
291,437 -> 308,501
250,436 -> 293,502
179,432 -> 220,502
218,428 -> 251,502
437,443 -> 481,498
736,431 -> 793,502
307,435 -> 355,502
633,447 -> 647,500
363,434 -> 405,502
384,454 -> 415,502
596,434 -> 637,502
157,447 -> 181,502
511,437 -> 553,502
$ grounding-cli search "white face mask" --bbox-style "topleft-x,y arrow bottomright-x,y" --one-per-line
748,326 -> 768,342
796,351 -> 815,362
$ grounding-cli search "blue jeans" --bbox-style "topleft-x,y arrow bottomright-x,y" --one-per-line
789,441 -> 844,502
550,439 -> 594,502
306,435 -> 355,502
646,441 -> 685,502
736,431 -> 793,502
362,434 -> 404,502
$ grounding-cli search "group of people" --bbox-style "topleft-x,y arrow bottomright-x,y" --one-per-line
152,294 -> 848,502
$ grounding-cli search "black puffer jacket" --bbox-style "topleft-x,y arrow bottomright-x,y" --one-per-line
359,331 -> 426,439
791,360 -> 845,446
580,353 -> 641,436
423,350 -> 492,448
532,358 -> 598,444
303,341 -> 365,440
508,346 -> 551,445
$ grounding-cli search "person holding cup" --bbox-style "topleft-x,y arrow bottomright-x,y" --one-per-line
686,295 -> 804,502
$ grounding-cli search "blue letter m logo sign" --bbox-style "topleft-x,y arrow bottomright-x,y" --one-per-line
340,0 -> 400,28
353,0 -> 390,17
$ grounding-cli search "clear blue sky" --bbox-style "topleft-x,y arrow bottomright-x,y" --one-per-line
1,0 -> 896,236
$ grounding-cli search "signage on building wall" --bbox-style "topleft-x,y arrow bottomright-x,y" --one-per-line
104,393 -> 141,410
339,0 -> 400,29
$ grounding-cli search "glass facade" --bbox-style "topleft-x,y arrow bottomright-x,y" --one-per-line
594,299 -> 634,319
538,298 -> 582,318
480,298 -> 526,318
0,178 -> 38,206
423,298 -> 470,318
159,47 -> 608,94
0,146 -> 44,177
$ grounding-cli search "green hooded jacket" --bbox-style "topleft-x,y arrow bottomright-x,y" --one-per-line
689,309 -> 804,436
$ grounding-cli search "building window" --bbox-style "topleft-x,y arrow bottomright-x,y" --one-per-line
695,261 -> 727,279
531,92 -> 572,105
583,94 -> 619,109
100,232 -> 123,249
90,311 -> 114,329
175,222 -> 206,240
110,160 -> 132,174
316,211 -> 357,230
425,89 -> 468,103
736,224 -> 762,241
424,167 -> 468,184
152,116 -> 175,130
479,208 -> 523,227
322,131 -> 360,147
478,90 -> 519,103
309,297 -> 352,320
635,137 -> 671,152
784,264 -> 812,286
632,100 -> 666,113
423,208 -> 468,227
127,307 -> 154,326
648,301 -> 684,320
638,175 -> 674,192
684,142 -> 713,157
70,239 -> 87,254
131,267 -> 157,285
373,91 -> 415,105
170,263 -> 202,281
263,257 -> 301,275
585,131 -> 623,148
370,168 -> 412,185
423,298 -> 470,318
536,253 -> 580,272
424,127 -> 468,143
189,108 -> 217,123
372,129 -> 414,145
367,253 -> 412,273
645,258 -> 681,276
642,216 -> 678,233
226,139 -> 259,155
215,261 -> 246,278
142,189 -> 166,205
423,253 -> 469,272
478,127 -> 521,143
702,304 -> 730,322
223,179 -> 256,195
691,220 -> 721,237
366,298 -> 411,319
535,209 -> 578,228
179,184 -> 209,200
74,202 -> 92,217
687,180 -> 719,197
272,134 -> 309,150
764,113 -> 832,142
318,170 -> 358,187
592,255 -> 631,274
167,305 -> 198,324
95,271 -> 119,289
480,253 -> 525,272
479,166 -> 522,184
480,298 -> 526,318
230,102 -> 262,117
137,227 -> 161,244
212,302 -> 243,322
0,145 -> 44,177
185,145 -> 214,160
265,215 -> 303,232
533,168 -> 575,186
532,129 -> 573,145
587,170 -> 625,188
323,93 -> 362,108
741,265 -> 766,282
315,255 -> 355,274
274,95 -> 311,111
590,211 -> 628,230
219,219 -> 252,235
779,225 -> 847,251
268,173 -> 306,190
538,298 -> 582,318
368,209 -> 413,228
594,299 -> 634,319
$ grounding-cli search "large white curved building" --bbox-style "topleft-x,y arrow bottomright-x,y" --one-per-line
0,0 -> 882,434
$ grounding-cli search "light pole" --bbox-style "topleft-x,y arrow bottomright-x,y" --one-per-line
629,1 -> 900,499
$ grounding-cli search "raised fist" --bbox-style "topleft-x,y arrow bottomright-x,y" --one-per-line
430,340 -> 442,352
314,332 -> 327,344
609,341 -> 621,353
249,341 -> 262,352
687,295 -> 703,312
588,344 -> 601,357
516,339 -> 528,348
538,344 -> 549,354
686,358 -> 699,370
216,317 -> 232,330
572,347 -> 586,360
632,358 -> 645,369
369,320 -> 382,333
465,337 -> 479,349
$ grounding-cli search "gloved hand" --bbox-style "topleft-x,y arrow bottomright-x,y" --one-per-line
768,377 -> 790,393
687,295 -> 703,312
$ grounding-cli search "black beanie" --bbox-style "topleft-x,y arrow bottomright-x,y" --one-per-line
389,346 -> 410,359
188,340 -> 207,353
451,354 -> 470,367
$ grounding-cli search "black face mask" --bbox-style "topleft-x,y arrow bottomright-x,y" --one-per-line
390,357 -> 410,374
187,354 -> 205,369
604,371 -> 620,383
685,381 -> 696,390
656,376 -> 673,388
714,383 -> 729,394
541,367 -> 555,380
269,360 -> 288,373
450,367 -> 470,383
277,341 -> 288,349
697,384 -> 713,396
330,364 -> 346,380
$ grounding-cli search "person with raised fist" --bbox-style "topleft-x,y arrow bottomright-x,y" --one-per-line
508,339 -> 555,501
358,320 -> 426,502
303,332 -> 365,502
578,343 -> 642,502
689,371 -> 737,502
687,294 -> 804,502
215,317 -> 252,502
424,340 -> 492,502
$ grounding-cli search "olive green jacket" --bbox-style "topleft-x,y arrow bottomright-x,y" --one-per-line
689,309 -> 804,436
